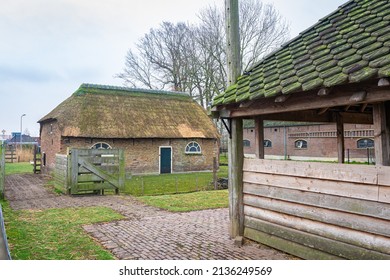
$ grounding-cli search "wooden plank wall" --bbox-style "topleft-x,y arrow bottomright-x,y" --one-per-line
0,143 -> 5,199
54,154 -> 68,192
243,158 -> 390,260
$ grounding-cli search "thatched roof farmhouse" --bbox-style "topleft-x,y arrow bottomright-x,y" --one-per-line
39,83 -> 219,174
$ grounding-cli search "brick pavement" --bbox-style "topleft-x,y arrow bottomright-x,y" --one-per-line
5,174 -> 291,260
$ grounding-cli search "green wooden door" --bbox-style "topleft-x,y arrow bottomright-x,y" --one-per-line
160,147 -> 172,174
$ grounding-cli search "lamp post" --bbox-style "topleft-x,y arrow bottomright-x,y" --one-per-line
20,114 -> 26,148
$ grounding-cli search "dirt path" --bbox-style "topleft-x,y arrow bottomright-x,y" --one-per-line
4,173 -> 291,260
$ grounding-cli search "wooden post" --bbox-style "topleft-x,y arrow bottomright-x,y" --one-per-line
0,143 -> 5,199
213,157 -> 218,190
225,0 -> 241,85
226,0 -> 243,240
66,148 -> 72,195
255,117 -> 265,159
228,118 -> 244,238
70,149 -> 79,194
373,102 -> 390,166
336,113 -> 345,163
117,149 -> 125,194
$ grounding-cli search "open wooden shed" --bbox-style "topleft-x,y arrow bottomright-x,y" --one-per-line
213,0 -> 390,259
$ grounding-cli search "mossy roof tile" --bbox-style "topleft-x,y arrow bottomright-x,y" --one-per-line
213,0 -> 390,107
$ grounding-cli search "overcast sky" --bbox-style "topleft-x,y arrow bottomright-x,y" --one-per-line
0,0 -> 347,137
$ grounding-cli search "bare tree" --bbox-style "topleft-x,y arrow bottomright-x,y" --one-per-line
116,0 -> 290,107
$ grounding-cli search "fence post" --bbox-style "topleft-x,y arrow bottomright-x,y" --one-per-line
0,143 -> 5,199
213,157 -> 218,190
141,176 -> 144,196
117,149 -> 125,194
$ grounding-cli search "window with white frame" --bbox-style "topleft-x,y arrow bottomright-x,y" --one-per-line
294,139 -> 307,149
264,139 -> 272,147
91,142 -> 112,149
185,141 -> 201,154
357,138 -> 374,149
243,139 -> 251,147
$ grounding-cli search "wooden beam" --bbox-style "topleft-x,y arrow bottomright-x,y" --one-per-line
373,102 -> 390,166
336,113 -> 345,163
349,91 -> 367,102
228,118 -> 244,238
230,89 -> 390,118
254,117 -> 264,159
360,103 -> 368,113
260,110 -> 373,124
318,107 -> 329,115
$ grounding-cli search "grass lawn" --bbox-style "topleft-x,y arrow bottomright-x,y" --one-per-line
1,161 -> 229,259
123,165 -> 228,196
1,201 -> 124,260
137,189 -> 228,212
5,162 -> 33,175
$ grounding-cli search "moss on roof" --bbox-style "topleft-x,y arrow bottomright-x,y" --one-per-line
39,84 -> 219,139
213,0 -> 390,107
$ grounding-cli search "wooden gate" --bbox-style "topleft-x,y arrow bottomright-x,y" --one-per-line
5,145 -> 17,163
67,148 -> 125,195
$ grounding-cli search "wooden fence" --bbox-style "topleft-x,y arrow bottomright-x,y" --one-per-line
62,148 -> 125,195
242,158 -> 390,259
5,145 -> 16,163
0,143 -> 5,199
54,154 -> 68,193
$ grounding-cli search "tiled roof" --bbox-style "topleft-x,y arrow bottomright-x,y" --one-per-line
213,0 -> 390,106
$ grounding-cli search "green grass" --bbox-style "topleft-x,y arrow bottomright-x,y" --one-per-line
137,189 -> 228,212
1,201 -> 124,260
5,162 -> 33,175
123,166 -> 228,196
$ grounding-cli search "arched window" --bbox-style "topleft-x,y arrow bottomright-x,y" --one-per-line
264,140 -> 272,148
185,141 -> 201,154
357,138 -> 374,149
91,142 -> 112,149
295,139 -> 307,149
243,139 -> 251,147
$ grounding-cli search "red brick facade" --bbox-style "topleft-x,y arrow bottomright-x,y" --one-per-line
243,123 -> 375,162
40,120 -> 219,175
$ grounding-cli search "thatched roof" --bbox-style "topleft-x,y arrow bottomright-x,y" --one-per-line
39,84 -> 219,139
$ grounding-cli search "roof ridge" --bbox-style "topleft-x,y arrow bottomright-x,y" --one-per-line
76,83 -> 190,97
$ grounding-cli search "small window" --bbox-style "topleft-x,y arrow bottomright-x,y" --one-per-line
185,141 -> 201,154
264,140 -> 272,148
243,139 -> 251,147
91,142 -> 112,149
295,140 -> 307,149
357,138 -> 374,149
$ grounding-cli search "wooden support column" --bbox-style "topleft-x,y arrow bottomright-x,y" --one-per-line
228,118 -> 244,238
255,117 -> 265,159
225,0 -> 243,240
336,113 -> 345,163
373,102 -> 390,166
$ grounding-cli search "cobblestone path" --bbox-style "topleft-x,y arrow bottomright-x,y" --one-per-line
5,174 -> 291,260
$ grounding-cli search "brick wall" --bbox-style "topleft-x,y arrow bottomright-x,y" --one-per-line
243,123 -> 374,161
40,121 -> 62,173
39,127 -> 219,174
